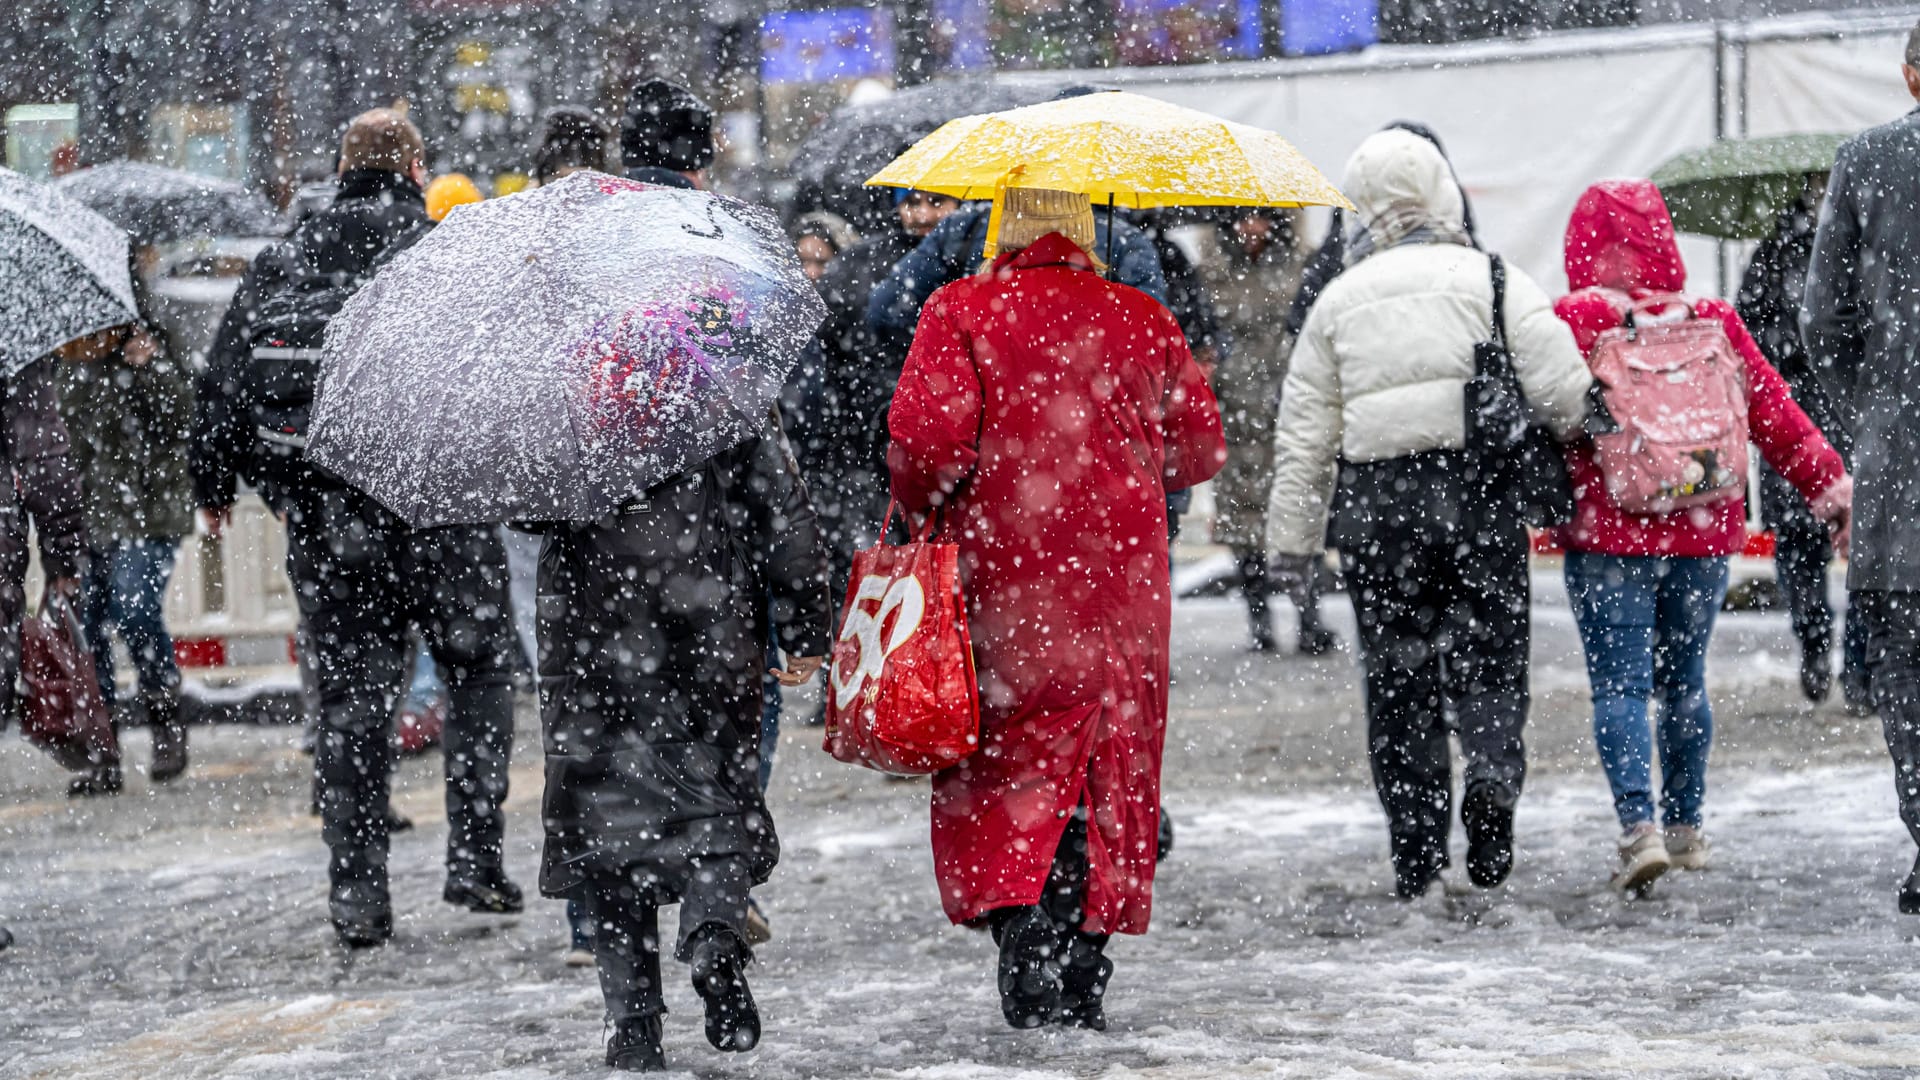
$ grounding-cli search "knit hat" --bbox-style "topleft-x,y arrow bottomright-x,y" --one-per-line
994,187 -> 1096,258
621,79 -> 715,172
533,105 -> 610,183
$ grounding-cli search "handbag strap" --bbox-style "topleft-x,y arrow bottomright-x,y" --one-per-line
1488,253 -> 1509,354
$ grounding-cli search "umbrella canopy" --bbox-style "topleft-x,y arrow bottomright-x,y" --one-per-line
306,171 -> 826,528
1652,132 -> 1851,240
0,167 -> 137,376
865,90 -> 1354,212
55,161 -> 281,245
792,80 -> 1057,233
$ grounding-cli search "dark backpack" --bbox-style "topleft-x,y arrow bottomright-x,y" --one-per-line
238,226 -> 418,491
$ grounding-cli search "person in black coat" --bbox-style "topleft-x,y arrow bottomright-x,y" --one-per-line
1737,181 -> 1866,710
536,418 -> 830,1072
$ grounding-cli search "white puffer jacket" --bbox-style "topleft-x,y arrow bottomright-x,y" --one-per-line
1266,130 -> 1592,556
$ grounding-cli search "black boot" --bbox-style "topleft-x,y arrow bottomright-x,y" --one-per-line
146,691 -> 189,783
316,724 -> 394,947
1055,932 -> 1112,1030
1799,639 -> 1833,703
606,1015 -> 666,1072
991,906 -> 1061,1029
0,925 -> 13,951
1390,833 -> 1445,900
1462,784 -> 1515,889
67,762 -> 123,798
1156,807 -> 1174,863
689,926 -> 760,1052
1296,620 -> 1339,657
1241,553 -> 1278,653
1901,852 -> 1920,916
444,866 -> 524,914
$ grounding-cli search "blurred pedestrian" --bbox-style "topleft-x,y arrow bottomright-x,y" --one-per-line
533,105 -> 611,185
1736,178 -> 1867,711
194,108 -> 523,948
535,418 -> 829,1071
1199,208 -> 1336,654
57,278 -> 193,785
1800,20 -> 1920,915
1267,130 -> 1592,900
621,78 -> 714,191
790,211 -> 858,284
1556,179 -> 1850,893
888,186 -> 1225,1030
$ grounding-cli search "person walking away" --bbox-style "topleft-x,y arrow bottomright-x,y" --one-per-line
4,352 -> 91,793
889,186 -> 1226,1030
1200,208 -> 1337,654
1556,180 -> 1851,893
193,108 -> 523,948
1736,179 -> 1868,711
57,307 -> 193,785
1267,130 -> 1593,900
1800,21 -> 1920,914
532,105 -> 611,185
621,78 -> 715,191
536,416 -> 829,1071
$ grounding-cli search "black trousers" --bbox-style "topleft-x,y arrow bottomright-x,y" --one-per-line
582,855 -> 754,1021
285,487 -> 517,919
1340,523 -> 1530,880
1857,590 -> 1920,846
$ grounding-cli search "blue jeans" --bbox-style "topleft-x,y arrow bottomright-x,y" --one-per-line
1565,552 -> 1729,831
81,540 -> 182,706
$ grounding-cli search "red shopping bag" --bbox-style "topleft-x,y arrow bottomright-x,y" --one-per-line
19,591 -> 117,772
823,504 -> 979,775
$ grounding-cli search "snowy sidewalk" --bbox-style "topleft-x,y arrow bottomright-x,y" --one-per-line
3,595 -> 1915,1078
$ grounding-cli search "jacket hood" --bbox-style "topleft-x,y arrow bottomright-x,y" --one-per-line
1341,130 -> 1466,237
1563,179 -> 1686,293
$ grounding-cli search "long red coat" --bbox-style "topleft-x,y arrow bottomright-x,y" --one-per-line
887,232 -> 1226,935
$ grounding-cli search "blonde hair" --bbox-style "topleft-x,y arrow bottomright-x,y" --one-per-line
340,108 -> 425,174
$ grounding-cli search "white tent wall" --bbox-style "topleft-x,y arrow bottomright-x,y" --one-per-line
1006,6 -> 1920,297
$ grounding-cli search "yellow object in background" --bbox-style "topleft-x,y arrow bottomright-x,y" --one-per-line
425,173 -> 484,222
492,172 -> 532,196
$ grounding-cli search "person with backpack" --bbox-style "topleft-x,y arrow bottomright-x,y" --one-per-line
194,108 -> 523,948
535,418 -> 830,1071
1553,180 -> 1852,894
1266,130 -> 1593,901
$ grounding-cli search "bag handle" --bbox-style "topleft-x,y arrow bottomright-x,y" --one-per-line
881,498 -> 945,545
1487,253 -> 1509,353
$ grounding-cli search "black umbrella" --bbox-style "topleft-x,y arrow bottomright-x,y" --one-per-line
54,161 -> 280,245
790,80 -> 1057,234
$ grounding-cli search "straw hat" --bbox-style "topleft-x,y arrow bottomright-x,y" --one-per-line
995,187 -> 1097,257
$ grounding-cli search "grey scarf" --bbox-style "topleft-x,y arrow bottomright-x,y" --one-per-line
1344,200 -> 1473,267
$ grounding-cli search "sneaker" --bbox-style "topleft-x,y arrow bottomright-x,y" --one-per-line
743,898 -> 772,945
689,927 -> 760,1052
1611,822 -> 1671,894
605,1015 -> 666,1072
1663,824 -> 1710,871
564,946 -> 595,968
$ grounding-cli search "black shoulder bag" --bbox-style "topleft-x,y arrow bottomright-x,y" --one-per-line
1465,254 -> 1576,529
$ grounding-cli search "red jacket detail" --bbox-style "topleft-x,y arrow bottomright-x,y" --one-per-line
1553,180 -> 1845,557
888,232 -> 1225,935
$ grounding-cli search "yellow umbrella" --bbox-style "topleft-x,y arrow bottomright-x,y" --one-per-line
865,89 -> 1353,257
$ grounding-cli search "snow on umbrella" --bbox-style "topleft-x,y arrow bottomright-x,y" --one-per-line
54,160 -> 282,245
1651,132 -> 1851,240
306,170 -> 826,528
0,167 -> 137,376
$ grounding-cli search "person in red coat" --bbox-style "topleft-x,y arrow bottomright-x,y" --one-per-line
888,186 -> 1226,1031
1554,180 -> 1852,893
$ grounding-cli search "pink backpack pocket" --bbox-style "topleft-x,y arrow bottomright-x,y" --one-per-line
1587,297 -> 1749,516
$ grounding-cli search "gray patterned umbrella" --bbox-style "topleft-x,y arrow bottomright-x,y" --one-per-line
0,167 -> 137,376
55,161 -> 281,245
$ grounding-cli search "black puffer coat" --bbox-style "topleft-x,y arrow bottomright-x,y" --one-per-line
535,419 -> 831,899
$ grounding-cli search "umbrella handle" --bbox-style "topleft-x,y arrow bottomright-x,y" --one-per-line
1105,194 -> 1116,280
980,165 -> 1026,262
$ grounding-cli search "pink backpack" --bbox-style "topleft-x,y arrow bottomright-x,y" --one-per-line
1586,292 -> 1749,516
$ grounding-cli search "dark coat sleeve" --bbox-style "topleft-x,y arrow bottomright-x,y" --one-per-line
1800,150 -> 1868,407
192,247 -> 283,509
733,415 -> 832,657
867,213 -> 974,347
6,361 -> 87,578
1109,222 -> 1169,305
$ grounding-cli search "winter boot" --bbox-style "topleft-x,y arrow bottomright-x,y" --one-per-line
1799,640 -> 1833,703
1054,932 -> 1112,1031
1156,807 -> 1174,863
0,925 -> 11,951
743,897 -> 772,945
444,866 -> 524,914
1240,551 -> 1278,652
316,725 -> 394,947
1389,832 -> 1445,900
606,1015 -> 666,1072
1297,623 -> 1339,657
1462,785 -> 1515,889
146,691 -> 188,784
1611,822 -> 1671,895
1663,825 -> 1711,871
992,906 -> 1062,1029
1900,852 -> 1920,916
689,926 -> 759,1052
67,762 -> 123,798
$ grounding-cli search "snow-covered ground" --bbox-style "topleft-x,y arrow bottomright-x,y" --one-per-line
3,580 -> 1914,1079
